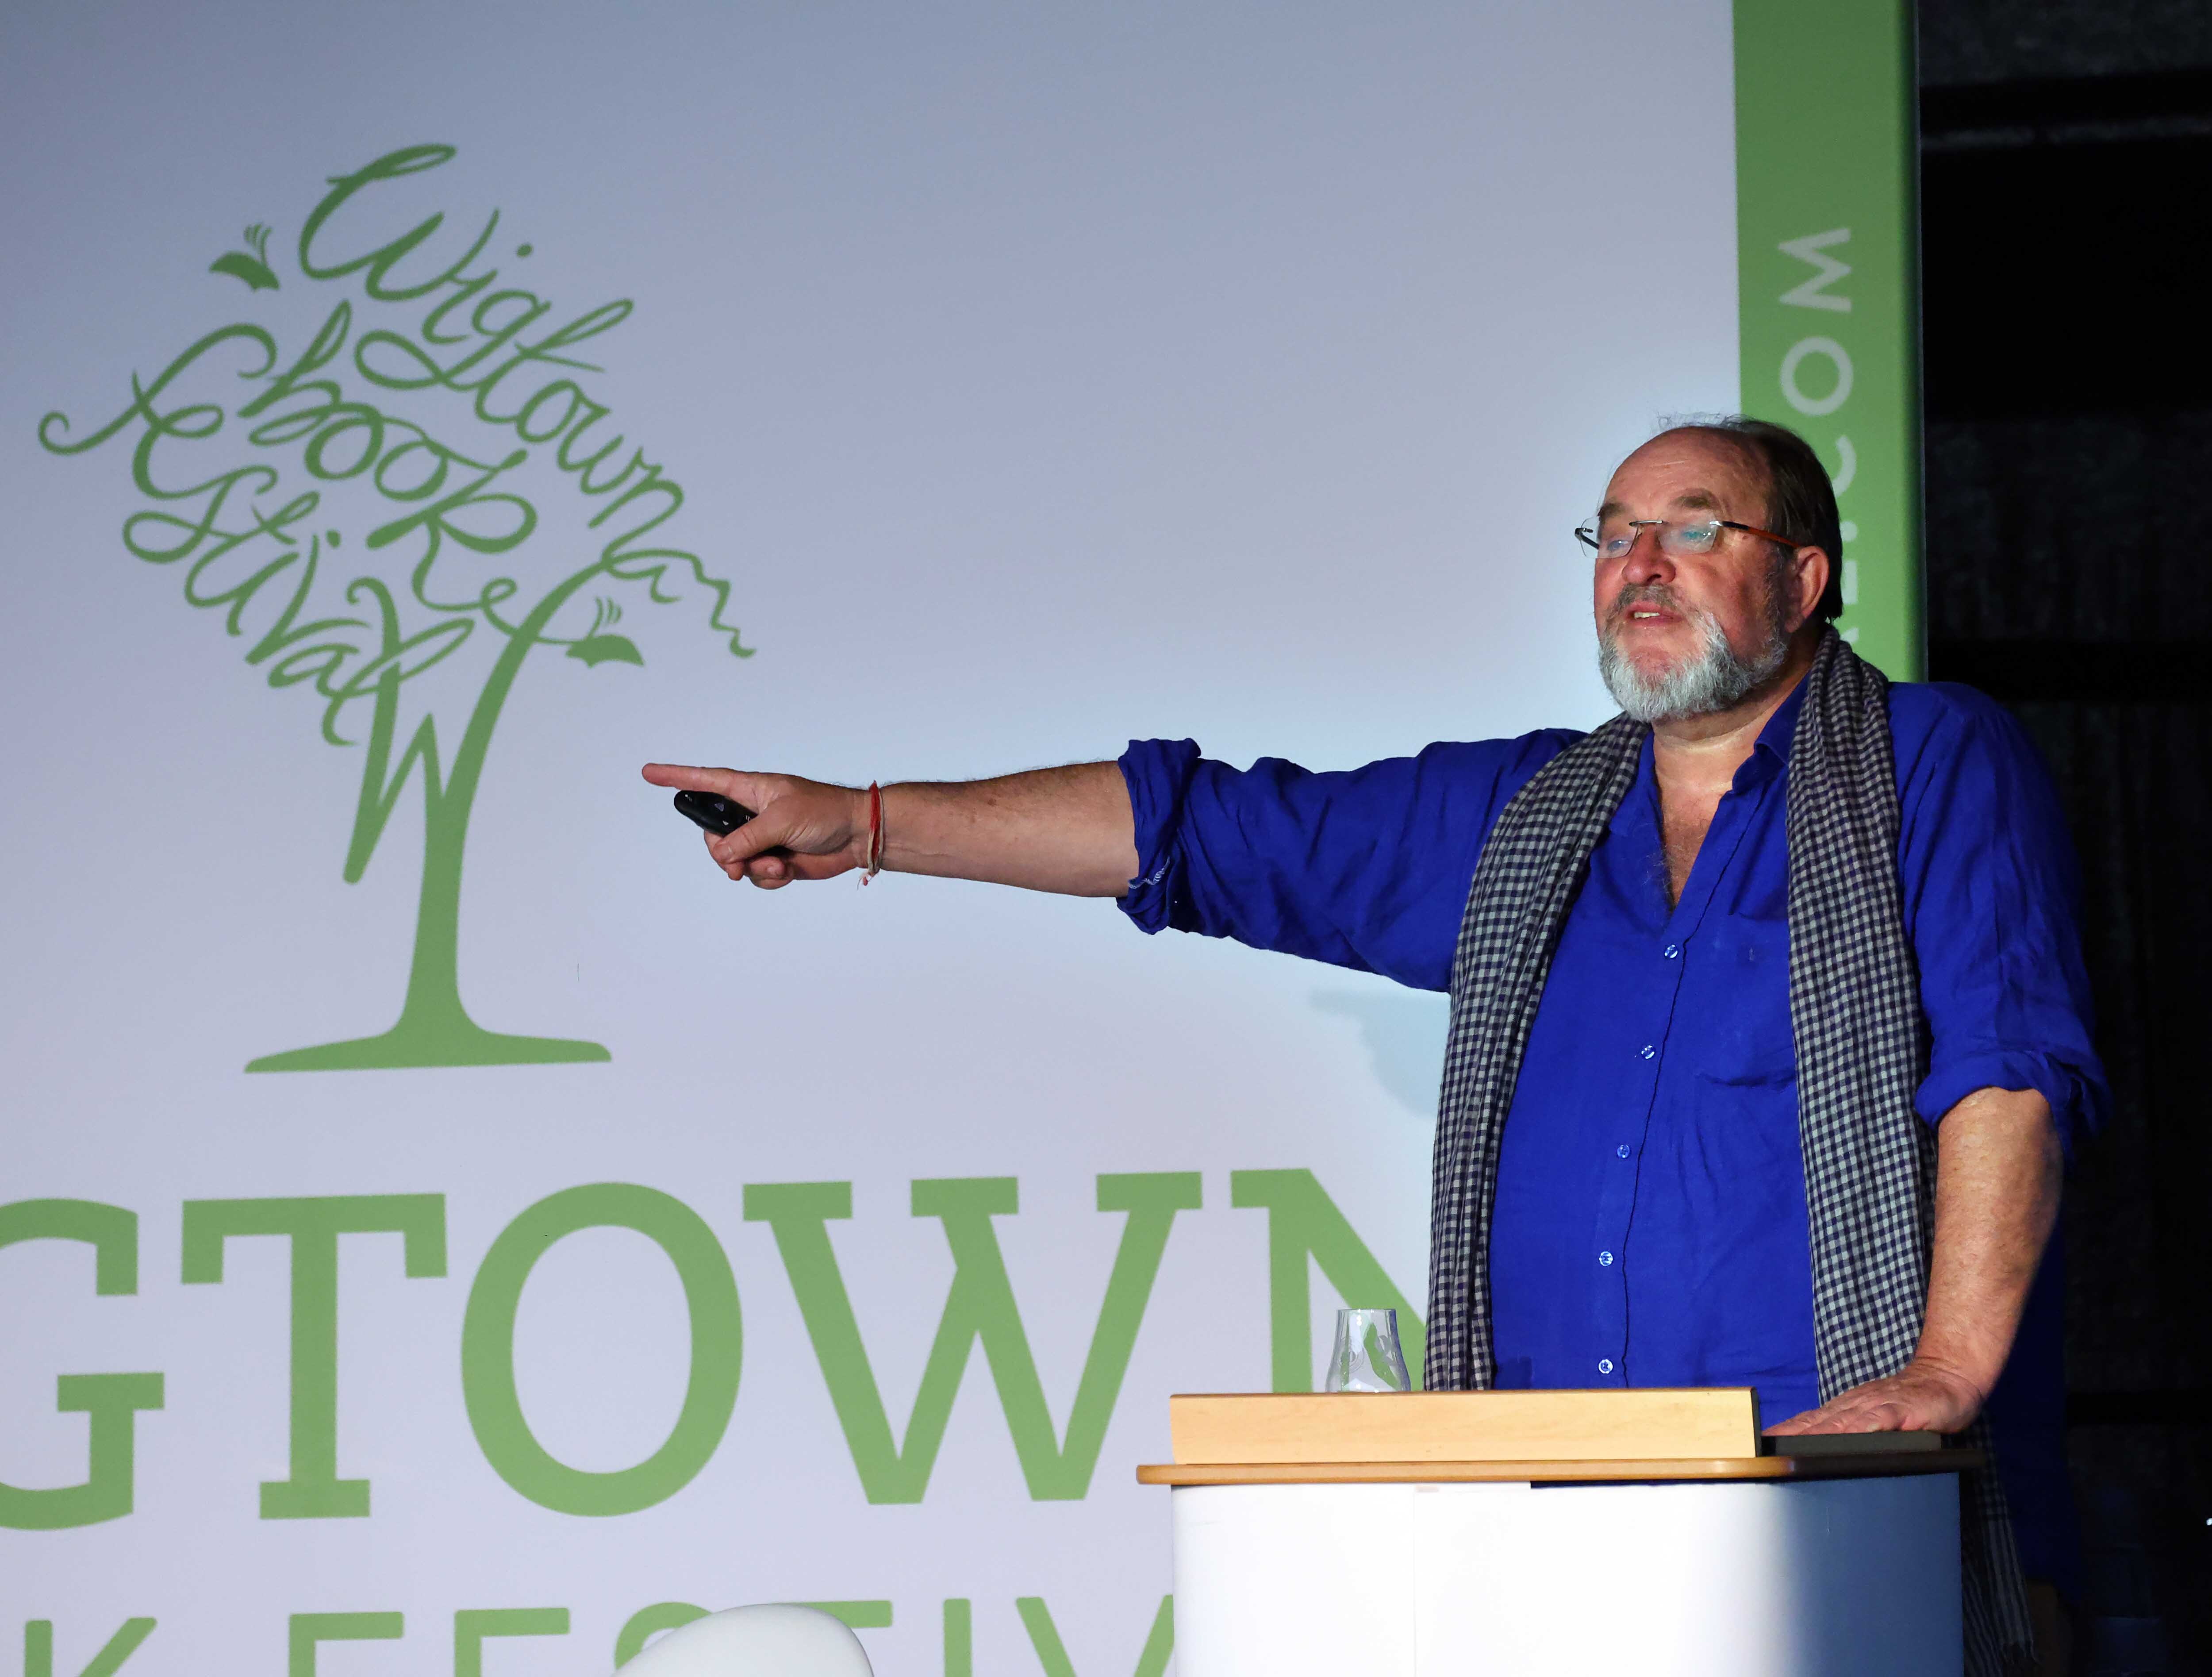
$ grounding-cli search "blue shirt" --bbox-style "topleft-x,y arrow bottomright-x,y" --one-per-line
1116,677 -> 2105,1585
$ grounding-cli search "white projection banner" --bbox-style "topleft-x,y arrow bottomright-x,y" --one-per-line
0,2 -> 1911,1673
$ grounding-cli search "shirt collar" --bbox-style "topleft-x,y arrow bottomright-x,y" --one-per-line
1733,669 -> 1809,792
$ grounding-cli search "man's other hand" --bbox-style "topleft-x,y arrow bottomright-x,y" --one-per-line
641,763 -> 868,888
1763,1355 -> 1986,1437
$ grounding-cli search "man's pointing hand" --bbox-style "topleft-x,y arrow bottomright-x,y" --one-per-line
641,763 -> 870,888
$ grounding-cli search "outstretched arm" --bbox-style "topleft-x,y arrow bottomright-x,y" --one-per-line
640,761 -> 1140,897
1766,1085 -> 2062,1435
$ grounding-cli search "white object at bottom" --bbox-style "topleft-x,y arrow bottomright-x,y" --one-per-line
618,1604 -> 875,1677
1171,1475 -> 1961,1677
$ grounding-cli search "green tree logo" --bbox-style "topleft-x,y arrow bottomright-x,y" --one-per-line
39,144 -> 750,1072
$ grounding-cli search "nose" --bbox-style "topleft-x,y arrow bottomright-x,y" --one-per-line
1618,525 -> 1675,587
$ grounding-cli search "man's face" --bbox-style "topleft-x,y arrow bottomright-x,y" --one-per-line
1589,432 -> 1820,721
1591,431 -> 1793,681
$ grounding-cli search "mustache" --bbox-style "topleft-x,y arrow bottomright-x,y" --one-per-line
1604,582 -> 1702,633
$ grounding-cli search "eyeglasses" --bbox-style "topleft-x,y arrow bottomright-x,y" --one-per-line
1574,517 -> 1797,561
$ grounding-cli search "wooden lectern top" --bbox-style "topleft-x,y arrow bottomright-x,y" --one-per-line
1135,1391 -> 1982,1486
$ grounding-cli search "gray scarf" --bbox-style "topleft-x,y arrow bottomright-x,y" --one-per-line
1426,628 -> 2034,1675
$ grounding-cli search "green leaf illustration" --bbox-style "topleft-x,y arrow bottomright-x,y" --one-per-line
211,223 -> 280,291
566,632 -> 643,668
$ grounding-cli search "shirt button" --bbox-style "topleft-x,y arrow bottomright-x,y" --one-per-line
1616,1144 -> 1631,1158
1598,1359 -> 1615,1375
1662,943 -> 1680,959
1639,1044 -> 1656,1060
1599,1251 -> 1614,1266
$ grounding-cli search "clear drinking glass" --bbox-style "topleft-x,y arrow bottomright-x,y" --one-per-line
1323,1306 -> 1412,1392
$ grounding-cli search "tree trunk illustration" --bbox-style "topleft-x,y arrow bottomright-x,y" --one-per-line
247,565 -> 613,1072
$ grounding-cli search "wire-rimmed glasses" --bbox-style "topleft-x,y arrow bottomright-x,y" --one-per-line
1575,516 -> 1797,561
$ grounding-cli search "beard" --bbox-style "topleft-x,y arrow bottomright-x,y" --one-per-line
1597,567 -> 1793,724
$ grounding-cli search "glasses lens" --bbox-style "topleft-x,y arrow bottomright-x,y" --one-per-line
1659,520 -> 1722,557
1591,518 -> 1637,560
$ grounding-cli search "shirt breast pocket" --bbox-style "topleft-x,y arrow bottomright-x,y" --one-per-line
1693,916 -> 1797,1087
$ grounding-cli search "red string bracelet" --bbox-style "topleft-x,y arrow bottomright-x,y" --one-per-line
863,781 -> 883,882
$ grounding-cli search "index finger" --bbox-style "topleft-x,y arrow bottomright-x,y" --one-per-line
642,762 -> 766,804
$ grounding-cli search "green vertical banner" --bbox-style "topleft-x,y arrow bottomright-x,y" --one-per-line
1734,0 -> 1924,679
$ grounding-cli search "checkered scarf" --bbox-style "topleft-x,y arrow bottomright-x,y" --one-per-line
1425,628 -> 2035,1675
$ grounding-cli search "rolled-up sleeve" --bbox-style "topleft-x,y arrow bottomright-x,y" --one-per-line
1118,737 -> 1205,930
1894,685 -> 2108,1153
1116,731 -> 1576,992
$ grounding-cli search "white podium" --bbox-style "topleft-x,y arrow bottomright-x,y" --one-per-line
1140,1392 -> 1971,1677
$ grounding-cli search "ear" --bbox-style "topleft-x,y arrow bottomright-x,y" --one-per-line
1788,544 -> 1831,630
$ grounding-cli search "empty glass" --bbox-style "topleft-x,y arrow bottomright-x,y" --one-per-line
1324,1307 -> 1412,1392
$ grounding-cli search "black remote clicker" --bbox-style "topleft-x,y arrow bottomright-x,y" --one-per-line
672,790 -> 757,835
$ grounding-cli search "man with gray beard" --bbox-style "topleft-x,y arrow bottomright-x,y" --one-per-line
648,417 -> 2101,1674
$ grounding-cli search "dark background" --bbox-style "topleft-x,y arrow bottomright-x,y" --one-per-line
1916,0 -> 2212,1669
